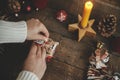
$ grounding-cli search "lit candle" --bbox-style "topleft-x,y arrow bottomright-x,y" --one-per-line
81,1 -> 93,28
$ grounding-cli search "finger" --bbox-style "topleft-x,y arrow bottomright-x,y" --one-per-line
31,18 -> 35,21
36,45 -> 42,58
40,24 -> 49,38
42,28 -> 49,38
41,47 -> 46,59
29,43 -> 37,56
35,19 -> 40,22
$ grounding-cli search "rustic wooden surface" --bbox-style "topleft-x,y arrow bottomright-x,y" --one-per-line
0,8 -> 119,80
0,2 -> 120,79
20,9 -> 97,80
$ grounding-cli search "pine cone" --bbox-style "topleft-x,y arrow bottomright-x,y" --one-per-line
8,0 -> 21,13
98,14 -> 117,37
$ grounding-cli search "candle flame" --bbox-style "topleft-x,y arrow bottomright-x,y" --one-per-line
85,1 -> 93,9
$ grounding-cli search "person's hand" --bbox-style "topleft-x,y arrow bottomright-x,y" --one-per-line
26,18 -> 49,41
23,43 -> 47,79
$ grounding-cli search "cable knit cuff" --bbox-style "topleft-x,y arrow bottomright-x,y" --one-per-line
16,71 -> 39,80
0,20 -> 27,43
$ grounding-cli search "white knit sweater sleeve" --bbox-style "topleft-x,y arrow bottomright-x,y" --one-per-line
0,20 -> 27,43
16,71 -> 39,80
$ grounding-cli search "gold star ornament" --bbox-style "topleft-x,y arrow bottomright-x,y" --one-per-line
68,15 -> 96,42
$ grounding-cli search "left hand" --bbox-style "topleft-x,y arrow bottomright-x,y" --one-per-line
23,43 -> 47,79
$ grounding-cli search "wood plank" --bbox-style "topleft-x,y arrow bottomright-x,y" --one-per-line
6,8 -> 120,80
42,59 -> 87,80
108,53 -> 120,72
50,32 -> 95,69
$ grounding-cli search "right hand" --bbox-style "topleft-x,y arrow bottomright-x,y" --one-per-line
26,18 -> 49,41
23,43 -> 47,79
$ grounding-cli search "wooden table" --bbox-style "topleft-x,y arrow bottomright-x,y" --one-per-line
0,8 -> 120,80
23,9 -> 120,80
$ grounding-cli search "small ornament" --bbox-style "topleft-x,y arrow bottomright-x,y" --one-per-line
97,14 -> 117,37
36,8 -> 39,11
20,0 -> 33,13
56,10 -> 68,22
15,13 -> 19,17
26,6 -> 31,12
22,0 -> 25,4
8,0 -> 21,13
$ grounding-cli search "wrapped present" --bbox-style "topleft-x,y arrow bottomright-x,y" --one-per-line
35,38 -> 59,61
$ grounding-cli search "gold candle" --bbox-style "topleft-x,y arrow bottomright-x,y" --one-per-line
81,1 -> 93,28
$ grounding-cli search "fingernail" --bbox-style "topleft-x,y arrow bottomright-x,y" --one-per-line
44,38 -> 48,42
35,19 -> 39,22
